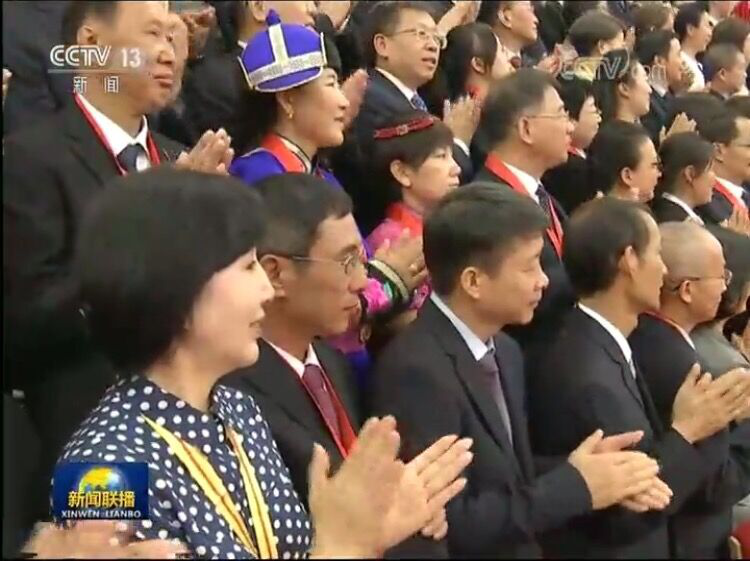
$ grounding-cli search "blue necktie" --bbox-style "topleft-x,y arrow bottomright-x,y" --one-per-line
410,93 -> 428,112
117,144 -> 145,173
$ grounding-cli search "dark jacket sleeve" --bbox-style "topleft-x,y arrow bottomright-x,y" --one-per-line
371,355 -> 591,556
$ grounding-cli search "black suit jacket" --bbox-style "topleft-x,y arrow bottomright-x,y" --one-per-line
696,184 -> 735,225
630,314 -> 750,559
371,299 -> 592,559
642,90 -> 674,148
2,1 -> 72,135
542,152 -> 595,215
650,196 -> 691,224
3,102 -> 184,521
333,69 -> 473,233
528,307 -> 722,558
222,339 -> 362,504
473,166 -> 575,358
181,44 -> 244,142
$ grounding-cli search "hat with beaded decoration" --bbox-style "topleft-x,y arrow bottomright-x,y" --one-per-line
238,10 -> 328,93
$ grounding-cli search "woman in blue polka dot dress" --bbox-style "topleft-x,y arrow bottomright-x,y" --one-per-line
52,169 -> 472,559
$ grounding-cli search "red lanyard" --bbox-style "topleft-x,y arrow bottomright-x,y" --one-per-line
74,94 -> 161,175
386,202 -> 424,237
714,179 -> 748,215
485,154 -> 564,258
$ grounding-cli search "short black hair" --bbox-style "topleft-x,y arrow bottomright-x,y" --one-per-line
477,1 -> 518,28
635,30 -> 677,67
76,168 -> 266,373
425,183 -> 548,296
364,1 -> 436,67
254,173 -> 353,258
700,106 -> 743,144
703,43 -> 743,81
422,22 -> 499,111
564,197 -> 653,297
709,16 -> 750,51
633,2 -> 673,38
62,1 -> 120,45
365,110 -> 454,231
588,120 -> 652,194
558,75 -> 595,120
674,1 -> 709,43
706,225 -> 750,320
656,132 -> 713,195
568,11 -> 625,57
562,1 -> 602,30
592,49 -> 640,122
726,95 -> 750,119
476,69 -> 560,147
664,91 -> 726,131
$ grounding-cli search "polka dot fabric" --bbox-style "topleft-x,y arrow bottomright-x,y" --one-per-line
57,376 -> 312,559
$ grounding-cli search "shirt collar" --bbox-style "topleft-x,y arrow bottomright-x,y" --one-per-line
78,94 -> 149,157
651,80 -> 669,98
277,135 -> 313,173
265,340 -> 323,380
503,161 -> 541,203
376,68 -> 417,102
578,303 -> 633,366
662,193 -> 705,225
717,177 -> 748,207
430,293 -> 495,361
238,40 -> 247,49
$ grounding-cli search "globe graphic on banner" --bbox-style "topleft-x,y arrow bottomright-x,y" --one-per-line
77,466 -> 129,494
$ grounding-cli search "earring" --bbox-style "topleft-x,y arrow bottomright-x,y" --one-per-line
287,108 -> 294,120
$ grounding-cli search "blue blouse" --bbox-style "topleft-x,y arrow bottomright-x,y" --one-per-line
56,375 -> 313,559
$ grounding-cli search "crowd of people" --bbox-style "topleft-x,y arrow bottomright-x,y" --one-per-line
3,0 -> 750,558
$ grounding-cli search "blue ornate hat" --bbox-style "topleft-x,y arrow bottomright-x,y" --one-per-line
238,10 -> 328,93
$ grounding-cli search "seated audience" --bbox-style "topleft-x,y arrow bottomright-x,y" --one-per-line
651,131 -> 716,224
703,43 -> 749,100
529,196 -> 750,558
567,10 -> 627,82
372,184 -> 668,558
675,1 -> 713,92
477,0 -> 543,68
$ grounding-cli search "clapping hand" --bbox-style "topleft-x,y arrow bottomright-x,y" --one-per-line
443,95 -> 481,145
341,69 -> 368,129
175,129 -> 234,175
22,521 -> 189,559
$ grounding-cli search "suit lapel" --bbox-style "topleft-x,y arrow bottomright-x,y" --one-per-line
63,103 -> 121,186
421,302 -> 519,464
251,342 -> 344,461
312,341 -> 361,430
368,69 -> 414,110
575,309 -> 646,411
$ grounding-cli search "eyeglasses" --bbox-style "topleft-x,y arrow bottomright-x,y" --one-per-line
285,247 -> 367,276
388,28 -> 447,50
667,269 -> 733,289
525,110 -> 571,121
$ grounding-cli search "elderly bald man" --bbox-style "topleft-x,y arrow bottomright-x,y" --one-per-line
630,221 -> 750,559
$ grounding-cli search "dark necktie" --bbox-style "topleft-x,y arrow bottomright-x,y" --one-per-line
410,93 -> 428,112
535,184 -> 553,222
742,188 -> 750,209
117,144 -> 146,173
302,364 -> 341,440
477,350 -> 513,444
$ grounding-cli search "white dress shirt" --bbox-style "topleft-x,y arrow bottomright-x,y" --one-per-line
504,161 -> 541,203
431,293 -> 494,361
265,340 -> 325,381
681,51 -> 705,92
78,94 -> 151,172
578,303 -> 637,378
717,177 -> 748,209
662,193 -> 705,225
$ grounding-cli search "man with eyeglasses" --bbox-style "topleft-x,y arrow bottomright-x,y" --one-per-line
222,173 -> 446,557
474,69 -> 576,361
630,221 -> 750,559
529,199 -> 750,558
332,1 -> 477,209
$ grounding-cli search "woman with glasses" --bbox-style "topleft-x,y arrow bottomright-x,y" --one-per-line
228,12 -> 427,384
46,168 -> 471,560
